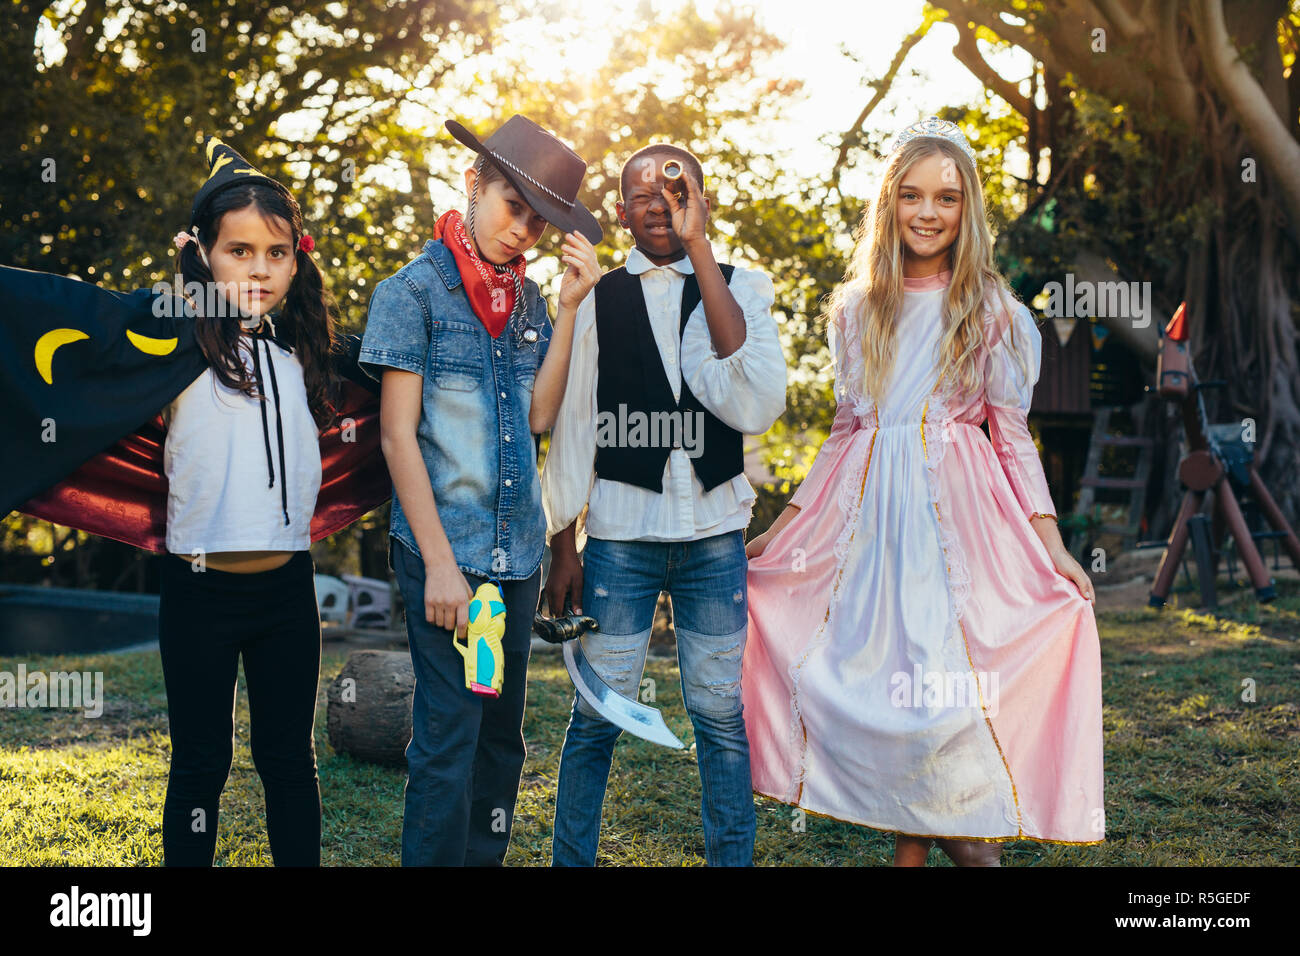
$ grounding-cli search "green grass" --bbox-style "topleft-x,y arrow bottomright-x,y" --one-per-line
1,579 -> 1297,866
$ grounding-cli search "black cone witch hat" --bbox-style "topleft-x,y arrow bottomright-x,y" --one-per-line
189,136 -> 296,228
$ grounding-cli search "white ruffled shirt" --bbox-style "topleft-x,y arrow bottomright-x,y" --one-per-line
543,246 -> 787,542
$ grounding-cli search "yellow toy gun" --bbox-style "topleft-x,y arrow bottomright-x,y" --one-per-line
453,581 -> 507,697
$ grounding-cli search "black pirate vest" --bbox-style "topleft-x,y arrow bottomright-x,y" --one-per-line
593,264 -> 744,493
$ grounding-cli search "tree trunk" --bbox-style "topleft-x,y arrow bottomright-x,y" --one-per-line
358,511 -> 391,580
326,650 -> 414,767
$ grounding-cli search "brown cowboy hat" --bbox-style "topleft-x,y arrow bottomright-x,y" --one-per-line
445,115 -> 603,245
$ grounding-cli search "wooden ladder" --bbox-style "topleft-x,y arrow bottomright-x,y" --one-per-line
1070,405 -> 1154,560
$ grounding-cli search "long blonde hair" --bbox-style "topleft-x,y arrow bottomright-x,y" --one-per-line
826,136 -> 1022,404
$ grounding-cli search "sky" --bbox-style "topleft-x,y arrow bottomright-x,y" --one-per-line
732,0 -> 995,191
496,0 -> 1024,196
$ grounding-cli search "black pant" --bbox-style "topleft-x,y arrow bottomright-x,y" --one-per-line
157,551 -> 322,866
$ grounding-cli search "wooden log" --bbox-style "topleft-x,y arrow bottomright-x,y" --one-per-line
326,650 -> 414,766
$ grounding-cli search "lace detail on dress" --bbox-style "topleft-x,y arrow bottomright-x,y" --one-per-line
833,293 -> 877,428
925,385 -> 1027,836
785,313 -> 879,799
831,432 -> 872,569
921,389 -> 972,638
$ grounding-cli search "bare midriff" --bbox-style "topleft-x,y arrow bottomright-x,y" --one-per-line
172,550 -> 296,573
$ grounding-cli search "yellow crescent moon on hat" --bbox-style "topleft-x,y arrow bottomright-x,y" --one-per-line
34,328 -> 90,385
204,155 -> 232,182
126,329 -> 178,356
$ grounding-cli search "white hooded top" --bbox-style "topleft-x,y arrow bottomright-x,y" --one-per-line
162,320 -> 321,555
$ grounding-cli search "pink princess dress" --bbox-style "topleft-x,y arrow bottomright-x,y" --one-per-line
744,271 -> 1104,844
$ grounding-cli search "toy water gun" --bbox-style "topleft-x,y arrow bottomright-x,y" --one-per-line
453,582 -> 506,697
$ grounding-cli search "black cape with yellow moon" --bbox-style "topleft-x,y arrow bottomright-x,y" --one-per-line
1,263 -> 390,551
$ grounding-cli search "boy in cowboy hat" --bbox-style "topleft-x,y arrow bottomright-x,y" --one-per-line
541,143 -> 787,865
359,115 -> 602,866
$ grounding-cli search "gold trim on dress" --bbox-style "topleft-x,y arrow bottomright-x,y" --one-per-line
754,788 -> 1105,846
920,401 -> 929,457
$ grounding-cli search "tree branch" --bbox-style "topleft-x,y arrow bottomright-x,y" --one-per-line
829,14 -> 936,189
941,0 -> 1058,68
61,0 -> 108,80
1094,0 -> 1147,38
1287,10 -> 1300,124
1151,0 -> 1199,127
951,19 -> 1035,117
1191,0 -> 1300,232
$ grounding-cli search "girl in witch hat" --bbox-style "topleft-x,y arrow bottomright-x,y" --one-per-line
150,135 -> 339,866
359,114 -> 602,865
2,134 -> 388,866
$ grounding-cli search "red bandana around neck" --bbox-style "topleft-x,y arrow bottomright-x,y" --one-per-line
433,209 -> 526,339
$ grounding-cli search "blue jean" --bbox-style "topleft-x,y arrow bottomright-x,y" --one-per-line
392,540 -> 540,866
359,238 -> 551,581
551,531 -> 755,866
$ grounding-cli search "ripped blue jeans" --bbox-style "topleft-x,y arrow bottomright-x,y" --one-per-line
551,531 -> 755,866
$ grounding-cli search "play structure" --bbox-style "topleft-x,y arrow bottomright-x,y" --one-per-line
1148,303 -> 1300,608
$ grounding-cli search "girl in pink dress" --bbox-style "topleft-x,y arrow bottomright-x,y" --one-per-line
744,119 -> 1103,866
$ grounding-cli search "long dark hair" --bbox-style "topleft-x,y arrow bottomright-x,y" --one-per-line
177,182 -> 338,429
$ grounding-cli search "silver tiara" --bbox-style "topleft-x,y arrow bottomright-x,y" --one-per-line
892,117 -> 976,164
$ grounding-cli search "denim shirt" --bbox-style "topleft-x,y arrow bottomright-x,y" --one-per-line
359,238 -> 551,580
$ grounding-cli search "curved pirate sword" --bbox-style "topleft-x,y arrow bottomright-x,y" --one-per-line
531,613 -> 685,750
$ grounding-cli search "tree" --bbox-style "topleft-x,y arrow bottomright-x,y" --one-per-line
1,1 -> 505,288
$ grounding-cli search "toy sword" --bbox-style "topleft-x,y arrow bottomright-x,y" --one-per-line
532,613 -> 685,750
